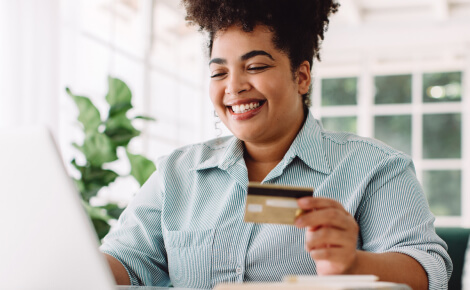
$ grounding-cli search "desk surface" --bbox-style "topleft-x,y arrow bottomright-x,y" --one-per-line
116,284 -> 412,290
117,287 -> 196,290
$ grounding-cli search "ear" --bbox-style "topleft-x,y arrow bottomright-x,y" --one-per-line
297,60 -> 311,95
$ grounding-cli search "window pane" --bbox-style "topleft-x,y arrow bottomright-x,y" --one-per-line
423,113 -> 461,159
423,170 -> 461,216
321,77 -> 357,106
374,115 -> 412,155
423,71 -> 462,103
321,116 -> 357,133
374,74 -> 411,104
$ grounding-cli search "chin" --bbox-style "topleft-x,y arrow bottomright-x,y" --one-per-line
231,130 -> 263,143
223,117 -> 266,142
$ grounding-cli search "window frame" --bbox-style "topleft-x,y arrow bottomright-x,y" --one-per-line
313,55 -> 469,227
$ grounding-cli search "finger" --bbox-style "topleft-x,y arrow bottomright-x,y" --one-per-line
311,249 -> 358,275
297,197 -> 346,212
309,247 -> 352,262
304,226 -> 357,251
295,208 -> 357,231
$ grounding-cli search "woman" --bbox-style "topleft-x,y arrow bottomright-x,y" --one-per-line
101,1 -> 451,289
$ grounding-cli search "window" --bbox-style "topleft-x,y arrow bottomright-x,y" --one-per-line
322,116 -> 357,134
320,77 -> 358,134
374,115 -> 412,155
314,70 -> 467,226
321,77 -> 357,106
423,72 -> 462,103
375,74 -> 412,104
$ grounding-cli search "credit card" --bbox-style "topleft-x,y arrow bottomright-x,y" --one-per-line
244,182 -> 314,225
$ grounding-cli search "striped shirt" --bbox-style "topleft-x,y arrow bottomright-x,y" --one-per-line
101,112 -> 452,289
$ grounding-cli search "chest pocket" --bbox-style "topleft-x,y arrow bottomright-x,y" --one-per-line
164,228 -> 215,289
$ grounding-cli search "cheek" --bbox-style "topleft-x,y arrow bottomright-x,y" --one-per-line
260,80 -> 293,102
209,83 -> 223,105
259,71 -> 295,99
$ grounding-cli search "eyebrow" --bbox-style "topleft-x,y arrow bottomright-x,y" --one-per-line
208,50 -> 275,66
241,50 -> 275,61
208,58 -> 226,66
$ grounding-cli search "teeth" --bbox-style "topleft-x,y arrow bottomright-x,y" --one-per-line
231,102 -> 261,114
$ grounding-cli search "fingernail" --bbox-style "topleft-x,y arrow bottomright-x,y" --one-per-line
297,198 -> 307,206
295,218 -> 303,227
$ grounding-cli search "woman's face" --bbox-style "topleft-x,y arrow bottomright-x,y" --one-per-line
209,25 -> 310,144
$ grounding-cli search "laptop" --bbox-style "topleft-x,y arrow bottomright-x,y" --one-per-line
0,127 -> 117,290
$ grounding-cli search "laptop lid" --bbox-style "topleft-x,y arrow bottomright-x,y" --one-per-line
0,127 -> 116,290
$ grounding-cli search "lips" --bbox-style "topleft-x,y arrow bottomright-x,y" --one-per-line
227,100 -> 266,114
226,100 -> 266,120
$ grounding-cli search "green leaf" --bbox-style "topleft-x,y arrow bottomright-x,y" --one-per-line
82,168 -> 119,201
85,167 -> 119,187
127,150 -> 156,186
73,177 -> 86,194
92,218 -> 111,240
83,202 -> 111,222
133,115 -> 156,121
71,158 -> 84,173
109,103 -> 133,118
80,188 -> 99,202
81,201 -> 112,240
82,132 -> 118,166
105,112 -> 140,147
99,203 -> 125,220
106,77 -> 132,113
66,88 -> 102,134
72,159 -> 119,201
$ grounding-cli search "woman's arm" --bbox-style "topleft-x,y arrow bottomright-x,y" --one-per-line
349,251 -> 427,289
104,254 -> 131,285
100,171 -> 171,286
295,197 -> 428,290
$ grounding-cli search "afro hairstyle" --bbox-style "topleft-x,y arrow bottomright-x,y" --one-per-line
182,0 -> 339,107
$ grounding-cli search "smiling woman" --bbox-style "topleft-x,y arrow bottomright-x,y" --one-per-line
99,1 -> 452,289
209,26 -> 309,155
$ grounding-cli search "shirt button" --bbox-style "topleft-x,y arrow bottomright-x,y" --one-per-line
236,267 -> 243,275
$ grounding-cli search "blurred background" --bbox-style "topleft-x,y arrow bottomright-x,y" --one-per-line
0,0 -> 469,227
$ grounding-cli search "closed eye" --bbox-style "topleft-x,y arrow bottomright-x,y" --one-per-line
210,72 -> 227,79
248,65 -> 271,71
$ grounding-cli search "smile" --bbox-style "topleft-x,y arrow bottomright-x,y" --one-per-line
229,101 -> 266,114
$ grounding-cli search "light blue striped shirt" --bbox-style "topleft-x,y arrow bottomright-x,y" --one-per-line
101,112 -> 452,289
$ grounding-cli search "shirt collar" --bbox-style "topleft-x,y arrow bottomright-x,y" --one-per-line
193,111 -> 331,175
283,111 -> 332,175
218,137 -> 245,170
192,136 -> 244,171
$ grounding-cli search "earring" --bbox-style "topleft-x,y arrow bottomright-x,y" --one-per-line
214,110 -> 222,137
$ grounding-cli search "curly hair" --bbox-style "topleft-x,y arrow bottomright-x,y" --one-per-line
182,0 -> 339,108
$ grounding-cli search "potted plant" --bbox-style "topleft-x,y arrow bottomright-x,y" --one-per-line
66,77 -> 156,240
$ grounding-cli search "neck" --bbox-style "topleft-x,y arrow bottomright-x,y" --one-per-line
244,110 -> 307,164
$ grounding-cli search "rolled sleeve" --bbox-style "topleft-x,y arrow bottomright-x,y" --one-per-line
100,170 -> 170,286
391,246 -> 450,290
358,153 -> 452,290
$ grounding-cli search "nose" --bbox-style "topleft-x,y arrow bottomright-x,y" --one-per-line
225,72 -> 250,96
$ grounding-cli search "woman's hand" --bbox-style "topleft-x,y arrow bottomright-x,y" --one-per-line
295,197 -> 359,275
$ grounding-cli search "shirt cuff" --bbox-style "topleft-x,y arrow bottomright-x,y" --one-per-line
101,248 -> 142,286
387,248 -> 450,290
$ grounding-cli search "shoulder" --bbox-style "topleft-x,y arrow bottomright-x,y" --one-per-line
321,129 -> 397,155
319,128 -> 412,170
